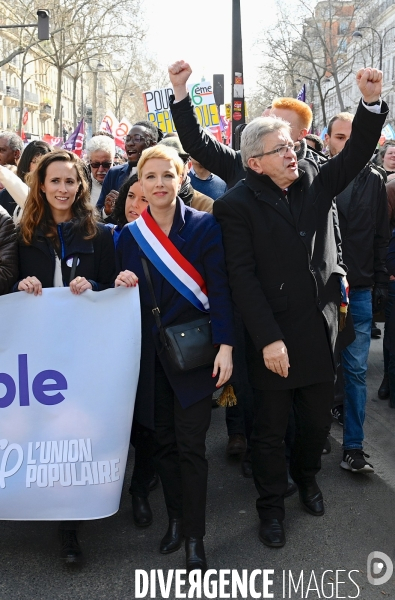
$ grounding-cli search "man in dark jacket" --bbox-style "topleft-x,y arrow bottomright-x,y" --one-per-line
168,60 -> 342,478
211,69 -> 386,548
325,112 -> 389,473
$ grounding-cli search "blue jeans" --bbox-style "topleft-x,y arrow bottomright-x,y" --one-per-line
342,288 -> 372,450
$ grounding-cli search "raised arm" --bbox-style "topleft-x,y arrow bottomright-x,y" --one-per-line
319,68 -> 387,200
169,60 -> 241,185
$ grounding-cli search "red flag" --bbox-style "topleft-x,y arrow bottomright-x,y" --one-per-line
42,134 -> 63,148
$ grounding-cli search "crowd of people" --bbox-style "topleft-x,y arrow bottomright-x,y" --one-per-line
0,61 -> 393,572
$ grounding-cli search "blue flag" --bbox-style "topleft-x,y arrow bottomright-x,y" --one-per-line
297,84 -> 306,102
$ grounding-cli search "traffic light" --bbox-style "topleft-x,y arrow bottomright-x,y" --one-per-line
37,10 -> 50,40
213,75 -> 224,106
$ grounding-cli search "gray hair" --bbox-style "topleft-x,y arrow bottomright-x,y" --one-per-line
0,131 -> 24,153
86,134 -> 115,158
240,117 -> 291,168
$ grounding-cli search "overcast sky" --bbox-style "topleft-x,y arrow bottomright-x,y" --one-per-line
141,0 -> 278,103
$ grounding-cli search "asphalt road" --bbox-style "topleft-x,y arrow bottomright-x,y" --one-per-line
1,327 -> 395,600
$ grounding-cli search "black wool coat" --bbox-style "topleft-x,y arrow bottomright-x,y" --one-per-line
213,100 -> 388,391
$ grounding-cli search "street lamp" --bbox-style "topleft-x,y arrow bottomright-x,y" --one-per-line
352,26 -> 395,71
91,62 -> 104,133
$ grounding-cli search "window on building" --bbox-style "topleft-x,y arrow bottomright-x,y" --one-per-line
338,21 -> 349,35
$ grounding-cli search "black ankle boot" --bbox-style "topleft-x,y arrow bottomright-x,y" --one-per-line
59,529 -> 82,564
185,537 -> 207,573
132,495 -> 153,527
160,518 -> 183,554
378,373 -> 390,399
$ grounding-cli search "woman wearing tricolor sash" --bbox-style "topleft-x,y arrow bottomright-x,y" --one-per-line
115,145 -> 235,573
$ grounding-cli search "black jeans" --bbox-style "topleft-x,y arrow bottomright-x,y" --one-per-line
252,381 -> 333,521
152,360 -> 212,538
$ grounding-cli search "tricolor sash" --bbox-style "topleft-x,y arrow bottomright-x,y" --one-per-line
128,210 -> 210,312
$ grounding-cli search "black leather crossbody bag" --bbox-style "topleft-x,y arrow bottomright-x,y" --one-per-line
141,257 -> 218,372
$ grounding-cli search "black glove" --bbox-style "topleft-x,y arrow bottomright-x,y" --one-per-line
372,283 -> 388,313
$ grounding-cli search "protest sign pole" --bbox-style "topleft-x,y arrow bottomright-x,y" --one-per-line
231,0 -> 245,149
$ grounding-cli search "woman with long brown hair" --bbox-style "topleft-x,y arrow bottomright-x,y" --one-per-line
16,150 -> 115,296
14,150 -> 116,563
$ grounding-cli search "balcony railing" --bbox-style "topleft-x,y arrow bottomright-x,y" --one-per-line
25,90 -> 39,104
39,104 -> 52,117
5,86 -> 20,99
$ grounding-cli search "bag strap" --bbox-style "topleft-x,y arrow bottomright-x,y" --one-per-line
69,255 -> 79,283
141,256 -> 168,350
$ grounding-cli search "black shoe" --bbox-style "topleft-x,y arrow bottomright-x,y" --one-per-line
160,518 -> 183,554
371,322 -> 381,338
226,434 -> 247,455
59,529 -> 82,564
132,495 -> 153,527
322,436 -> 331,455
258,519 -> 285,548
185,537 -> 207,573
340,449 -> 374,473
299,482 -> 324,516
241,450 -> 253,478
284,471 -> 298,498
378,374 -> 390,399
148,472 -> 160,491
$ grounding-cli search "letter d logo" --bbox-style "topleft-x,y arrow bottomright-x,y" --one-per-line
367,551 -> 393,585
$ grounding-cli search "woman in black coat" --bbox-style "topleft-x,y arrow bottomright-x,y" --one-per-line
14,150 -> 116,563
15,150 -> 115,295
116,144 -> 234,572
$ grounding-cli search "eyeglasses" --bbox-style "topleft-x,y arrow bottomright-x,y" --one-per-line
90,161 -> 113,169
125,134 -> 147,143
252,141 -> 301,159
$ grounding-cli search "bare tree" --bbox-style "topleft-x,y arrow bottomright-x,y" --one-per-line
0,46 -> 25,69
5,0 -> 145,135
256,0 -> 366,129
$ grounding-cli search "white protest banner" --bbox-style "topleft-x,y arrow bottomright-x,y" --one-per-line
99,109 -> 119,135
0,286 -> 141,520
142,82 -> 221,139
114,116 -> 133,150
